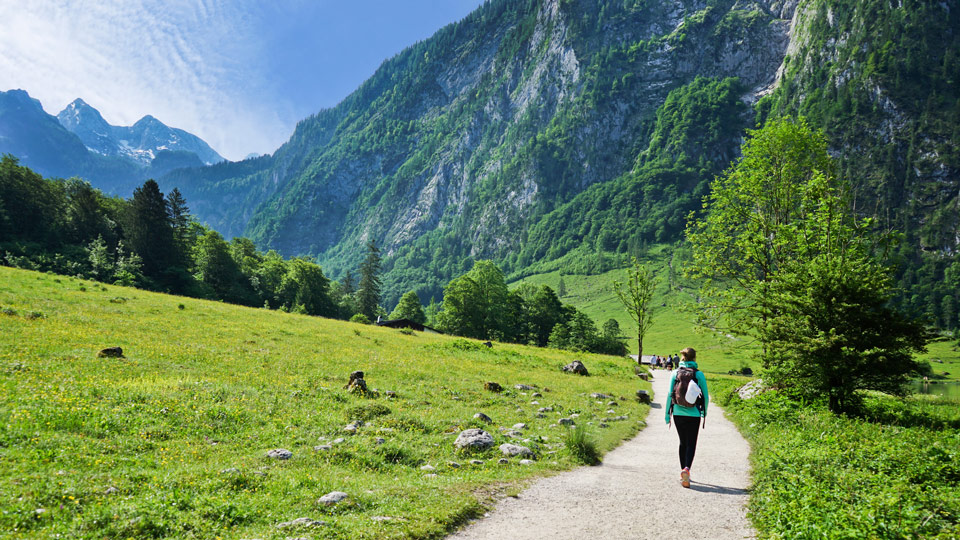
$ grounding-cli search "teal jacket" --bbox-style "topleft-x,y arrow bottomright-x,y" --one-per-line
665,360 -> 708,424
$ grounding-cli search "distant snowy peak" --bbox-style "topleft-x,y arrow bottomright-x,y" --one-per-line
56,100 -> 224,166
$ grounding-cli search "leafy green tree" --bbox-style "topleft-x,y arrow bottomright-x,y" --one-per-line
193,230 -> 251,303
279,257 -> 335,317
513,283 -> 565,346
85,235 -> 113,281
389,290 -> 427,323
759,253 -> 927,413
614,257 -> 657,357
557,275 -> 567,298
357,240 -> 382,320
685,117 -> 837,342
253,251 -> 287,309
687,117 -> 927,413
64,178 -> 113,246
437,260 -> 513,340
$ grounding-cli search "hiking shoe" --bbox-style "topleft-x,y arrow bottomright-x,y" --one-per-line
681,468 -> 691,488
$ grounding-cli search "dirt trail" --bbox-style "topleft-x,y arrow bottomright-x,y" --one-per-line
448,369 -> 755,539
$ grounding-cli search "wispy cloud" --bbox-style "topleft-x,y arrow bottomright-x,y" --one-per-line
0,0 -> 291,160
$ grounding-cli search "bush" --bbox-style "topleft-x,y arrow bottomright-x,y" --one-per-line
350,313 -> 372,324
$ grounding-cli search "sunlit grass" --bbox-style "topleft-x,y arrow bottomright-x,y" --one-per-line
0,266 -> 650,539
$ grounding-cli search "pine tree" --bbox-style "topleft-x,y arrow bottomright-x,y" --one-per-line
357,240 -> 382,320
124,179 -> 175,281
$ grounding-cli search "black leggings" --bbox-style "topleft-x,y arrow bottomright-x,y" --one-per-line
674,415 -> 701,470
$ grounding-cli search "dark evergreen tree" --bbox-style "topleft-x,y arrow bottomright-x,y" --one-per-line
124,179 -> 175,281
357,240 -> 382,320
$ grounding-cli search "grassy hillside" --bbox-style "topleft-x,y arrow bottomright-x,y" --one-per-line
0,266 -> 650,539
512,245 -> 758,376
512,245 -> 960,383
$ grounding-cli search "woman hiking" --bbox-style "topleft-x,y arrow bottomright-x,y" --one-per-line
665,347 -> 708,488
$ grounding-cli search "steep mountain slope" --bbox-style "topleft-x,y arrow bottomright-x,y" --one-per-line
58,98 -> 224,166
166,0 -> 799,306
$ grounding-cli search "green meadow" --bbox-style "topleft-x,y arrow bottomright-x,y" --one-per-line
513,246 -> 960,383
0,266 -> 650,539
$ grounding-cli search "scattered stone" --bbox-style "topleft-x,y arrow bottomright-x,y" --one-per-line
636,390 -> 651,404
448,461 -> 461,468
532,392 -> 542,398
599,423 -> 609,428
374,437 -> 385,445
484,382 -> 503,393
498,458 -> 510,465
535,413 -> 546,418
425,473 -> 438,478
638,372 -> 650,381
35,508 -> 46,516
267,449 -> 293,460
538,406 -> 554,413
317,491 -> 349,506
220,468 -> 240,474
277,517 -> 326,529
505,430 -> 523,438
512,423 -> 527,431
738,379 -> 765,400
562,360 -> 589,376
104,486 -> 119,495
314,445 -> 332,452
470,459 -> 485,465
385,390 -> 397,398
345,370 -> 368,394
590,393 -> 611,399
519,459 -> 535,465
500,443 -> 535,458
515,384 -> 535,390
421,464 -> 436,472
570,413 -> 580,419
454,429 -> 494,451
558,418 -> 575,426
530,400 -> 540,405
332,437 -> 345,445
607,401 -> 618,407
474,412 -> 493,423
343,422 -> 361,433
606,409 -> 617,414
96,347 -> 124,358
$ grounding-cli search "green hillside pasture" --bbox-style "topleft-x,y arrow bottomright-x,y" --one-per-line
512,247 -> 757,376
514,247 -> 960,383
0,266 -> 650,539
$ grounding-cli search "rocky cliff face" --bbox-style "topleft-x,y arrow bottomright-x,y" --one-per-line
164,0 -> 957,307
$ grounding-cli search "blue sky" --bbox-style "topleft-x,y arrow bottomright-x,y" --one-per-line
0,0 -> 484,160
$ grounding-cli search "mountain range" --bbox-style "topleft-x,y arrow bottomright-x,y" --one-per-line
1,0 -> 957,317
0,89 -> 222,194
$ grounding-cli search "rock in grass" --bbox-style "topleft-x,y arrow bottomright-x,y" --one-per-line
318,491 -> 349,506
590,393 -> 611,399
498,458 -> 510,464
267,449 -> 293,460
96,347 -> 124,358
519,459 -> 535,465
277,517 -> 326,528
470,459 -> 484,465
512,423 -> 527,431
515,384 -> 535,390
454,429 -> 494,451
636,390 -> 651,404
558,418 -> 575,426
474,412 -> 493,423
499,443 -> 535,458
484,381 -> 503,393
421,465 -> 436,471
314,445 -> 332,452
562,360 -> 589,375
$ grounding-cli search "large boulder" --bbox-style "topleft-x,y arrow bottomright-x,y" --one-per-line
562,361 -> 589,376
96,347 -> 124,358
454,429 -> 494,451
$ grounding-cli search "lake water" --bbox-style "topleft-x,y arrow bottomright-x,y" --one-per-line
909,380 -> 960,399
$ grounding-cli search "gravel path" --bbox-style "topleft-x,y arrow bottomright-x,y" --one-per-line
448,369 -> 755,540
